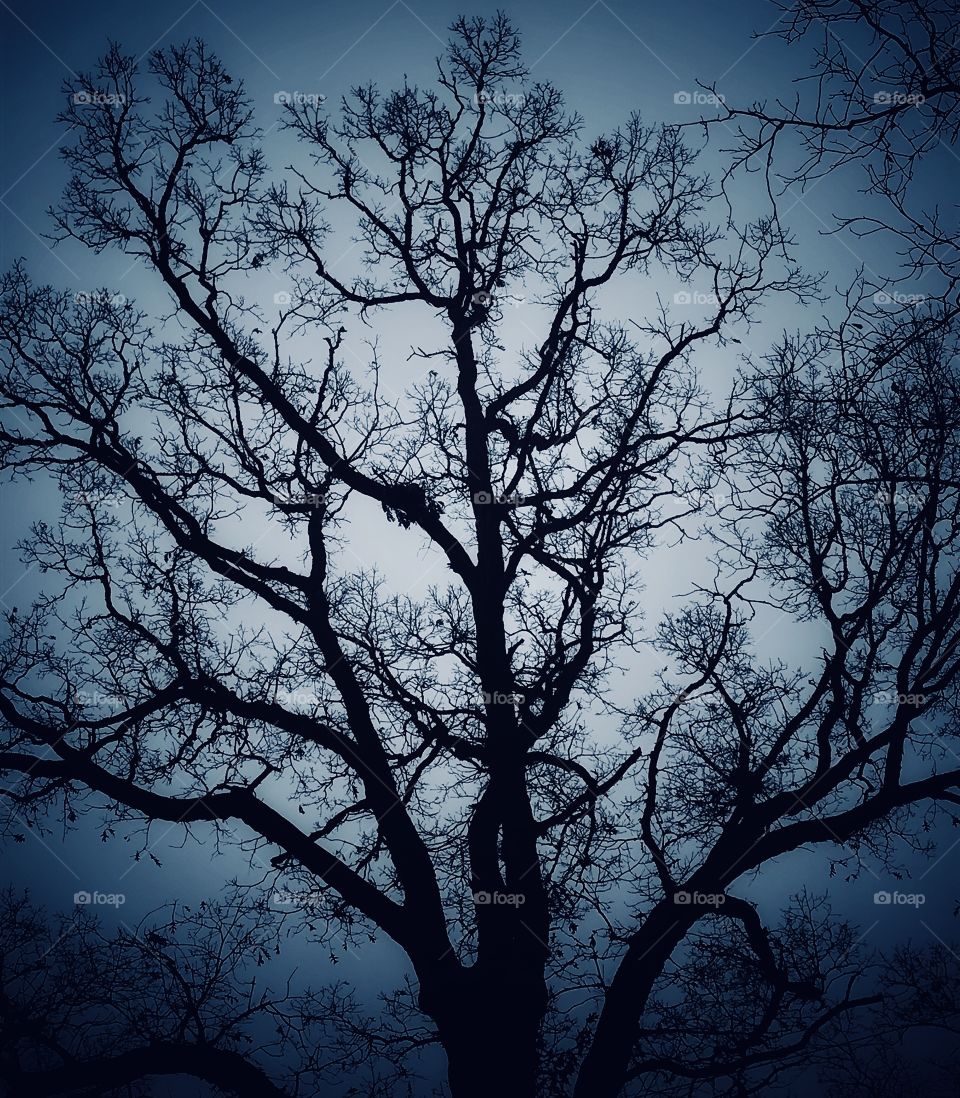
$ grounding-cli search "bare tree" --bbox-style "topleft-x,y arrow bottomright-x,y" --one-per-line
715,0 -> 960,313
1,12 -> 958,1098
819,941 -> 960,1098
0,888 -> 420,1097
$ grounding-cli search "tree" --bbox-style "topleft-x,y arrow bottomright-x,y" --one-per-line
819,941 -> 960,1098
0,10 -> 958,1097
715,0 -> 960,317
0,886 -> 426,1097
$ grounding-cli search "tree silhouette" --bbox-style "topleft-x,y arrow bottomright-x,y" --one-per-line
716,0 -> 960,322
0,888 -> 419,1097
1,9 -> 958,1097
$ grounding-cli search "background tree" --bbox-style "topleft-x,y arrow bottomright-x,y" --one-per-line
716,0 -> 960,326
0,888 -> 422,1097
820,941 -> 960,1098
0,10 -> 958,1098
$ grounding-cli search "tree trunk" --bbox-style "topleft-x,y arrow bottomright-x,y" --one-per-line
422,963 -> 547,1098
443,1014 -> 541,1098
572,899 -> 691,1098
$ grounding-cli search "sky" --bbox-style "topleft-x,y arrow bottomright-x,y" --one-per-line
0,1 -> 957,1095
